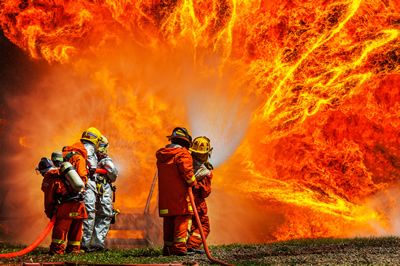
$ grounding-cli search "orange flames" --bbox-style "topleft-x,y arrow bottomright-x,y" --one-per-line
1,0 -> 400,245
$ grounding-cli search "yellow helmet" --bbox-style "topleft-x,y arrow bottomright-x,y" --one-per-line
81,127 -> 102,147
98,135 -> 109,153
189,136 -> 212,154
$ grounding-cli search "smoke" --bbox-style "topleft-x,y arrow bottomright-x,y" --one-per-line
357,184 -> 400,238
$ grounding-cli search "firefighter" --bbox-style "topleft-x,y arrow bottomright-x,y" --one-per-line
186,136 -> 213,254
63,127 -> 103,252
82,136 -> 118,251
38,157 -> 87,255
62,127 -> 103,252
156,127 -> 197,256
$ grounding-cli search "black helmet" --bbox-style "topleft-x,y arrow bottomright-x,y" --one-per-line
36,157 -> 56,176
166,127 -> 192,144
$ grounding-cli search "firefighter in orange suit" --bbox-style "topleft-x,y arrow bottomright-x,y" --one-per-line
61,127 -> 102,253
186,136 -> 213,254
38,157 -> 87,255
156,127 -> 197,256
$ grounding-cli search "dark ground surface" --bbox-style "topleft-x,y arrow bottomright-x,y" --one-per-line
1,237 -> 400,265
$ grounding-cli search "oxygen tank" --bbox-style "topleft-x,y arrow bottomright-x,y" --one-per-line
60,162 -> 85,192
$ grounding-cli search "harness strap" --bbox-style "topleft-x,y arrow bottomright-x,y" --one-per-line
64,151 -> 79,161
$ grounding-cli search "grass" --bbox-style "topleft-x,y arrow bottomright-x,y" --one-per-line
1,236 -> 400,265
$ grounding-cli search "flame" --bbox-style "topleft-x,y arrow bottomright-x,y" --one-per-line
18,136 -> 30,148
1,0 -> 400,245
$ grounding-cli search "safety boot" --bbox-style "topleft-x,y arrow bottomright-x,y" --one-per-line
174,251 -> 195,256
80,246 -> 96,253
162,246 -> 171,256
94,247 -> 109,252
187,248 -> 206,254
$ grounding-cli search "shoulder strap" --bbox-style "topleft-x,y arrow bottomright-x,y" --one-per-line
64,151 -> 79,161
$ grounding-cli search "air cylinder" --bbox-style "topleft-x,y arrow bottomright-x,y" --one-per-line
60,162 -> 85,192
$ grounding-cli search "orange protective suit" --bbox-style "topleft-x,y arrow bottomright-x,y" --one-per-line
187,172 -> 212,250
62,142 -> 89,185
41,168 -> 87,254
156,145 -> 197,255
41,141 -> 89,254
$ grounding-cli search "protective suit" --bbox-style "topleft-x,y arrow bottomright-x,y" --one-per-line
81,136 -> 118,251
156,127 -> 197,256
62,142 -> 90,185
186,136 -> 213,253
39,157 -> 87,255
186,159 -> 213,251
80,140 -> 100,251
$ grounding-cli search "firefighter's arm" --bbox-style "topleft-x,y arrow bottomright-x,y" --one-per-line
41,178 -> 56,219
200,174 -> 212,198
98,155 -> 118,183
177,152 -> 197,187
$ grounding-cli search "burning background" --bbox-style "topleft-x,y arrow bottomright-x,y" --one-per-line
1,0 -> 400,246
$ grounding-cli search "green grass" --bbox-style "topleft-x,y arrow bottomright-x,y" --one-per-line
1,236 -> 400,265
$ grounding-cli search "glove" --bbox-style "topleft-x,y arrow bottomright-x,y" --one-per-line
97,152 -> 108,161
111,209 -> 120,224
89,168 -> 96,178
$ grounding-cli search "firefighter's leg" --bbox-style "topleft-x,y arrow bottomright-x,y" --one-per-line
91,183 -> 113,249
187,201 -> 210,250
49,218 -> 72,255
170,215 -> 191,255
162,216 -> 175,256
65,218 -> 84,253
81,180 -> 97,249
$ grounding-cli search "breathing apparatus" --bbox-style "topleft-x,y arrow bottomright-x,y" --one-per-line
60,162 -> 85,192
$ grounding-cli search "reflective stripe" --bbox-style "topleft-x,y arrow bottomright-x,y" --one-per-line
186,219 -> 192,239
186,175 -> 196,184
174,237 -> 186,243
68,241 -> 81,246
69,212 -> 79,217
52,239 -> 65,244
164,241 -> 172,247
193,232 -> 201,239
160,209 -> 168,215
188,219 -> 192,231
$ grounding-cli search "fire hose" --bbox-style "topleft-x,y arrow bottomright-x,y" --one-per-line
0,215 -> 56,258
188,186 -> 233,266
0,169 -> 107,259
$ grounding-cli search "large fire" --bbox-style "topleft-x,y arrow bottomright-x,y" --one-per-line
1,0 -> 400,245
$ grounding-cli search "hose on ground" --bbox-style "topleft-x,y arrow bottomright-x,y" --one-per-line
0,169 -> 105,259
188,186 -> 233,266
0,215 -> 56,258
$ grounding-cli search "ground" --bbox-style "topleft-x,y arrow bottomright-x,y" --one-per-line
1,237 -> 400,265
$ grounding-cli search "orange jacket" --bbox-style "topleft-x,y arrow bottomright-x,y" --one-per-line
193,172 -> 212,199
156,145 -> 197,217
41,169 -> 87,219
62,142 -> 88,185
